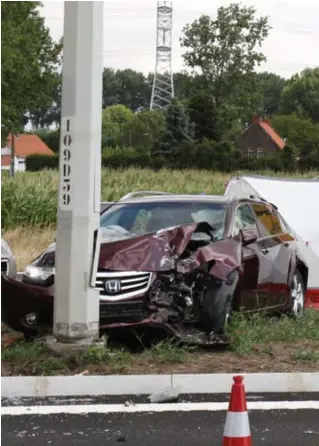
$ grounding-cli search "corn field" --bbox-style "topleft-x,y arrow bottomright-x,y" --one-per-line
1,168 -> 318,230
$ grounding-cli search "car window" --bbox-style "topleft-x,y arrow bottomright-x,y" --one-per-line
100,201 -> 228,240
233,204 -> 259,236
251,203 -> 285,236
276,211 -> 291,233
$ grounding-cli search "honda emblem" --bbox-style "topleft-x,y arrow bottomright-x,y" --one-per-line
104,279 -> 121,294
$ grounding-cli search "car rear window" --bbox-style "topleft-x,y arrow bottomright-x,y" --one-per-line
251,203 -> 286,236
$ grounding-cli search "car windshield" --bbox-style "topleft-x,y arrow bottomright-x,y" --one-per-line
100,201 -> 227,240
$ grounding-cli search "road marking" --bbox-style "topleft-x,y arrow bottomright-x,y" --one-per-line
2,401 -> 319,416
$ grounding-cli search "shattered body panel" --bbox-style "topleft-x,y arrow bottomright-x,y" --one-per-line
98,222 -> 241,279
1,223 -> 241,344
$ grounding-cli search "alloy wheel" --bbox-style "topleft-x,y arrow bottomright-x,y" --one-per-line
290,272 -> 305,317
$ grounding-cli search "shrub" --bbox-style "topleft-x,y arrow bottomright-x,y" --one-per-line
102,147 -> 151,169
24,145 -> 317,173
26,154 -> 59,171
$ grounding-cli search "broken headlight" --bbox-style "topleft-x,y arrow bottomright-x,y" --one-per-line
23,264 -> 55,286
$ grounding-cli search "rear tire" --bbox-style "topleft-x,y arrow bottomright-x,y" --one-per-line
200,271 -> 239,334
289,269 -> 305,318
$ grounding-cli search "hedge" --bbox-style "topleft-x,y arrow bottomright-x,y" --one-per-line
26,154 -> 59,171
25,148 -> 319,172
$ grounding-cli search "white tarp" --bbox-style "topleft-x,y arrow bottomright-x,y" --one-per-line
224,175 -> 319,296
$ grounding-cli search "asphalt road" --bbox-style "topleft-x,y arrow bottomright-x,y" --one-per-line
2,409 -> 319,446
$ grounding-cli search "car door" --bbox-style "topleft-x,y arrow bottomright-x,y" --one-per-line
232,203 -> 272,311
251,203 -> 293,309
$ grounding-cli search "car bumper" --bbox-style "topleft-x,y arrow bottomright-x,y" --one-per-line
1,274 -> 231,346
1,274 -> 163,334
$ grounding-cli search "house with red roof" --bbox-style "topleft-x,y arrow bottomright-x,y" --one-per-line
1,133 -> 54,172
236,115 -> 286,158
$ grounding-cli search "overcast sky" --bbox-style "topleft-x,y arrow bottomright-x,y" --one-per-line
42,0 -> 319,79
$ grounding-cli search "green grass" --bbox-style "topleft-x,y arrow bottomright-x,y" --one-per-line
1,338 -> 134,375
2,310 -> 319,375
1,337 -> 191,375
2,168 -> 318,229
1,341 -> 67,375
292,349 -> 319,364
227,309 -> 319,355
150,340 -> 194,364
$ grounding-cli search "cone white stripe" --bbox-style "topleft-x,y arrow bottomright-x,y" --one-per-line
223,411 -> 251,438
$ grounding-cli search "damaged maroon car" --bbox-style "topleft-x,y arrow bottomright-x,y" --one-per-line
1,192 -> 309,345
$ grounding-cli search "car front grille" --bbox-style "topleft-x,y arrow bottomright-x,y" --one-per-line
1,259 -> 9,275
95,270 -> 152,301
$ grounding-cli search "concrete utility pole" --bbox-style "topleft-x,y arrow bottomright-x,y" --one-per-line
54,1 -> 103,345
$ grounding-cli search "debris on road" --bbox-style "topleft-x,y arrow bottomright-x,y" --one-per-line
149,386 -> 180,403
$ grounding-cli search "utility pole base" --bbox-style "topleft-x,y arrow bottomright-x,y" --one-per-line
43,333 -> 105,356
54,321 -> 99,344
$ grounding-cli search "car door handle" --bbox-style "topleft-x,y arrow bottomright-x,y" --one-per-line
283,241 -> 289,247
262,248 -> 269,255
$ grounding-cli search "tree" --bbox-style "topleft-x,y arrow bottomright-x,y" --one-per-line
34,128 -> 60,153
180,3 -> 270,134
279,67 -> 319,123
181,4 -> 269,85
28,71 -> 62,129
280,144 -> 298,171
153,99 -> 193,156
102,104 -> 134,148
102,68 -> 152,111
271,114 -> 319,156
254,71 -> 285,116
173,72 -> 204,101
121,110 -> 165,151
1,2 -> 62,130
187,91 -> 218,141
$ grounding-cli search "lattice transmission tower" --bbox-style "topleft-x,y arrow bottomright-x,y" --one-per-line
150,1 -> 174,110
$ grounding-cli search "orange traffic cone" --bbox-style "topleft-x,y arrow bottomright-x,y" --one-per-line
223,375 -> 252,446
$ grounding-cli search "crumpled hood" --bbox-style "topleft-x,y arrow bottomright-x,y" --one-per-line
43,226 -> 135,256
98,222 -> 242,280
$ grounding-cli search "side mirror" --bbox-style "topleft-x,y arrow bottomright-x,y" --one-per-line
241,228 -> 258,246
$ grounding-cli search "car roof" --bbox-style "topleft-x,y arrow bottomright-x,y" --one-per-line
117,194 -> 232,205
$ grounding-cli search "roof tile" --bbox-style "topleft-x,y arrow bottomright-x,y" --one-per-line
260,121 -> 286,150
5,133 -> 54,158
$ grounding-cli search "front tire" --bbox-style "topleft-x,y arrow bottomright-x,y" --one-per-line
200,271 -> 239,334
289,269 -> 305,317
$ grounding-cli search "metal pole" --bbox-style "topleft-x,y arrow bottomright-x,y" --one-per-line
54,1 -> 103,344
10,132 -> 15,178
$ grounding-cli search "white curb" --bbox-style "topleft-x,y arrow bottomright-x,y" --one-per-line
2,373 -> 319,398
